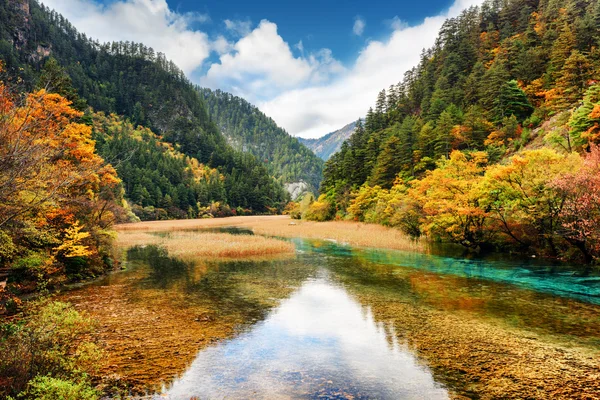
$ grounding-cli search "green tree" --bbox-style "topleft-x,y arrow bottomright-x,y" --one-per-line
493,80 -> 534,122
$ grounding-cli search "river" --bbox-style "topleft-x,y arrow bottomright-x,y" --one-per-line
60,228 -> 600,399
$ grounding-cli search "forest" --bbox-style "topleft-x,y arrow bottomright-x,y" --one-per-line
295,0 -> 600,264
199,88 -> 324,193
1,0 -> 600,398
0,0 -> 290,220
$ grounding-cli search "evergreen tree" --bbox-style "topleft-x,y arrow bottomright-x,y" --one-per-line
494,80 -> 534,122
555,50 -> 592,107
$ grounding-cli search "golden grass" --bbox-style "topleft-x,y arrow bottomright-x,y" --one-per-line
116,215 -> 425,253
116,230 -> 295,259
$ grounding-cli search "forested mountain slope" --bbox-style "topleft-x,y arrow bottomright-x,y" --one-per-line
299,121 -> 357,161
0,0 -> 287,216
302,0 -> 600,263
198,88 -> 323,192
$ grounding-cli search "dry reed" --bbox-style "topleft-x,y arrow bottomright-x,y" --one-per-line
116,216 -> 425,253
117,230 -> 295,259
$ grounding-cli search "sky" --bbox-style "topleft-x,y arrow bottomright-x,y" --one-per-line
40,0 -> 484,138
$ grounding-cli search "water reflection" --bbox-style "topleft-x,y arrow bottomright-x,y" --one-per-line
160,274 -> 448,400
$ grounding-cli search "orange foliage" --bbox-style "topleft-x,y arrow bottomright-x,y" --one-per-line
0,73 -> 123,298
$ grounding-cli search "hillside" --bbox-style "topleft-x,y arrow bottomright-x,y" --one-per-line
0,0 -> 288,215
198,88 -> 323,194
301,0 -> 600,264
299,121 -> 357,160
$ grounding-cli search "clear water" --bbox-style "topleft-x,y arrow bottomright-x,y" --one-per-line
162,275 -> 448,400
103,230 -> 600,398
293,239 -> 600,305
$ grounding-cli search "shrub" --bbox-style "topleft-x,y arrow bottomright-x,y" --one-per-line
304,195 -> 334,221
22,376 -> 99,400
0,301 -> 102,398
0,230 -> 16,265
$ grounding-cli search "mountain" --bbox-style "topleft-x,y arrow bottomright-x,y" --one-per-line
299,121 -> 357,161
0,0 -> 288,215
198,88 -> 323,194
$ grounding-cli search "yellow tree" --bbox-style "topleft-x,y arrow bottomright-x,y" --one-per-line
481,149 -> 582,254
410,151 -> 491,249
0,67 -> 121,287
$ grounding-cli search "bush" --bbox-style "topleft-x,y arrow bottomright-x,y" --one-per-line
283,202 -> 302,219
0,230 -> 16,265
303,195 -> 333,221
11,253 -> 46,271
0,301 -> 102,398
22,376 -> 99,400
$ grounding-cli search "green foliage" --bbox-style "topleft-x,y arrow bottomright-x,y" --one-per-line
199,89 -> 323,192
92,113 -> 228,219
22,376 -> 99,400
321,0 -> 600,234
0,0 -> 287,215
569,84 -> 600,148
0,229 -> 16,263
0,301 -> 102,398
494,80 -> 534,123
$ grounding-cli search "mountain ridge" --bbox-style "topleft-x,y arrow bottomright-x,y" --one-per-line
299,121 -> 357,160
198,88 -> 323,195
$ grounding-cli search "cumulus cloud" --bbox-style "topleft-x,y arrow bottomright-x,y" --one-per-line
353,16 -> 366,36
42,0 -> 485,138
41,0 -> 211,75
200,20 -> 344,101
260,0 -> 485,138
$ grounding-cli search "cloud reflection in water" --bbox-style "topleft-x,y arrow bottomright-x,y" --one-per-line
160,274 -> 448,399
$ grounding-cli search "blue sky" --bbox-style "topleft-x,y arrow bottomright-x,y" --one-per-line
42,0 -> 482,138
171,0 -> 455,66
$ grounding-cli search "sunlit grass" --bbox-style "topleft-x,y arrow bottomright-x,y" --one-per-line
116,216 -> 425,253
117,230 -> 295,259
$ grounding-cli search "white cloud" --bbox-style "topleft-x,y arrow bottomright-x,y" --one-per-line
387,16 -> 408,31
201,20 -> 344,101
41,0 -> 485,139
353,16 -> 366,36
224,18 -> 252,36
260,0 -> 485,138
41,0 -> 211,75
211,35 -> 233,55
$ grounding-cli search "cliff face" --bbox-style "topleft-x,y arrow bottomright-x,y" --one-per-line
4,0 -> 51,62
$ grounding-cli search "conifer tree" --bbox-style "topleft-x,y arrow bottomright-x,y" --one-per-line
555,50 -> 592,107
494,80 -> 534,122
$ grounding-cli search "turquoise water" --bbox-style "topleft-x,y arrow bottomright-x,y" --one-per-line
293,239 -> 600,305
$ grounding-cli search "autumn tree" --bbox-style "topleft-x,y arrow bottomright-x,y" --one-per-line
410,151 -> 491,249
0,70 -> 122,295
481,149 -> 582,254
552,145 -> 600,263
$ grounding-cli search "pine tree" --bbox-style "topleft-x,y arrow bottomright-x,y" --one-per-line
494,80 -> 534,122
370,135 -> 403,188
555,50 -> 592,107
549,21 -> 576,80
